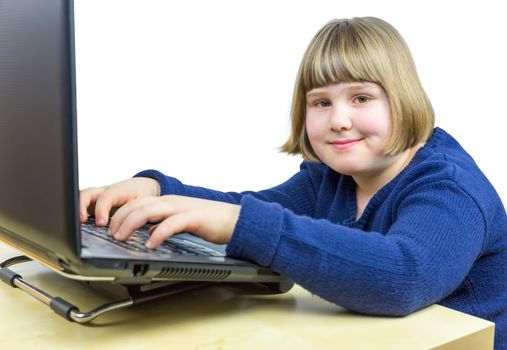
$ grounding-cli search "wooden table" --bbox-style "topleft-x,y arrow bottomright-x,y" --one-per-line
0,244 -> 495,349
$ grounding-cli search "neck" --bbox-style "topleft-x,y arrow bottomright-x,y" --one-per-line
353,143 -> 423,198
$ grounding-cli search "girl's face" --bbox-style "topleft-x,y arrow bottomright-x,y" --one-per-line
305,82 -> 402,179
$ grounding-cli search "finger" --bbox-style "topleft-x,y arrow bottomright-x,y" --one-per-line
108,197 -> 149,235
148,224 -> 159,236
110,196 -> 179,235
112,200 -> 176,241
94,187 -> 130,226
146,213 -> 193,249
79,187 -> 104,223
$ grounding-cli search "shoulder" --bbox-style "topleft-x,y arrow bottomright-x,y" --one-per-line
395,128 -> 506,241
408,128 -> 499,200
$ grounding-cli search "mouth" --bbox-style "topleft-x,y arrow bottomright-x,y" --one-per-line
329,138 -> 363,150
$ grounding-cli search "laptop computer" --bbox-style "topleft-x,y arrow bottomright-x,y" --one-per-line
0,0 -> 292,292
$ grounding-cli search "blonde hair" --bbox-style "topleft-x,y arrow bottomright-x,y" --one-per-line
281,17 -> 435,161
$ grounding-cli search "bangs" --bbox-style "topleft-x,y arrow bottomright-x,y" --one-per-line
300,19 -> 382,93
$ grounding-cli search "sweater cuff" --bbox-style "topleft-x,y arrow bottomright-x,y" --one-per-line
226,195 -> 284,267
134,169 -> 187,196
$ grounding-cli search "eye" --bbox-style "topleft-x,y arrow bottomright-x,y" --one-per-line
316,100 -> 331,108
354,95 -> 370,104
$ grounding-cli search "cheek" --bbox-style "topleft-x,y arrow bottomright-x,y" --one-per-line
305,115 -> 326,142
359,119 -> 390,136
357,109 -> 392,138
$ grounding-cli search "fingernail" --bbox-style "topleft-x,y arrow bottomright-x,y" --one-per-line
97,218 -> 106,226
114,233 -> 121,240
146,240 -> 154,249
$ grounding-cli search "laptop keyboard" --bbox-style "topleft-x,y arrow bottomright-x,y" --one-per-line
81,219 -> 224,257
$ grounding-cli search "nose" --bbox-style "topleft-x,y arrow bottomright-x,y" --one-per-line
329,105 -> 352,132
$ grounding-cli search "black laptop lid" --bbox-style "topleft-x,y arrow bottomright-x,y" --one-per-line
0,0 -> 80,263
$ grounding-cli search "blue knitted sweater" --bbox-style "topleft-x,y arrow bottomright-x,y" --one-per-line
137,128 -> 507,348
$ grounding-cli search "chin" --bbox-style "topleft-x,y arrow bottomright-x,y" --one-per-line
328,164 -> 364,176
318,153 -> 369,175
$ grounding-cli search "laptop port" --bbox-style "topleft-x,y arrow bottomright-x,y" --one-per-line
132,264 -> 149,277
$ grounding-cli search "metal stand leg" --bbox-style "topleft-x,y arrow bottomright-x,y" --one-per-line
0,255 -> 210,323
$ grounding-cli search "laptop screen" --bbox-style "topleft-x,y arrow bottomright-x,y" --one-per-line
0,0 -> 80,261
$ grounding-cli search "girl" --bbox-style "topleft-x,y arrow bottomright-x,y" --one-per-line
81,17 -> 507,348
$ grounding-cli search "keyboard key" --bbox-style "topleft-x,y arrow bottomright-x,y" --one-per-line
80,221 -> 212,256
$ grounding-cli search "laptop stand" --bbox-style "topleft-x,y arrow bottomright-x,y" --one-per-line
0,254 -> 293,323
0,255 -> 213,323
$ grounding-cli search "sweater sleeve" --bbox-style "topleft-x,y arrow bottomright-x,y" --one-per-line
134,162 -> 321,216
226,180 -> 486,316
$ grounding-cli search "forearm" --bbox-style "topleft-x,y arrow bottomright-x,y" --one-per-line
134,169 -> 242,203
134,164 -> 318,215
227,194 -> 485,316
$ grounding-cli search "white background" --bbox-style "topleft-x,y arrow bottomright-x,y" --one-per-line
74,0 -> 507,203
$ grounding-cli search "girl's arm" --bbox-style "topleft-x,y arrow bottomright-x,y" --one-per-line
226,180 -> 486,316
81,162 -> 324,229
135,161 -> 324,216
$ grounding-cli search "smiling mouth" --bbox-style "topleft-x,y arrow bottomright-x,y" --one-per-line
329,138 -> 363,150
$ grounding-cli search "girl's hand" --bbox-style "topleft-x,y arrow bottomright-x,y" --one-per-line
107,195 -> 241,247
79,177 -> 161,226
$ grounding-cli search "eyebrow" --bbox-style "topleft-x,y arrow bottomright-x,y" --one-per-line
306,83 -> 377,99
